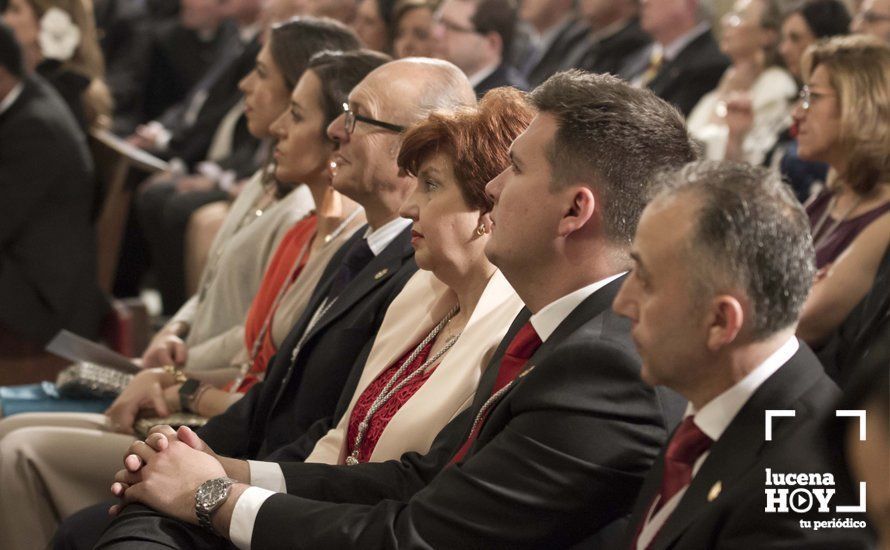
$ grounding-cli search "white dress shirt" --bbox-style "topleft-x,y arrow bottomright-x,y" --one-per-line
0,82 -> 24,116
636,336 -> 800,549
631,22 -> 711,87
229,215 -> 411,549
229,271 -> 627,548
467,62 -> 500,90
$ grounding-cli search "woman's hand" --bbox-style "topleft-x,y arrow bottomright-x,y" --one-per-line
104,369 -> 177,434
142,325 -> 189,369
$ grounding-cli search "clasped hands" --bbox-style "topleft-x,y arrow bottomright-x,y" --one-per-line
109,425 -> 237,528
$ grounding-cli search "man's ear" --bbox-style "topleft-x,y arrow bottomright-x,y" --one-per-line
556,185 -> 595,237
705,294 -> 745,352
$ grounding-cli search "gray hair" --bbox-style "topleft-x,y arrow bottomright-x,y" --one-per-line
651,161 -> 816,340
529,70 -> 698,246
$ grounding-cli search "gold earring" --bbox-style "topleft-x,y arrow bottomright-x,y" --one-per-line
474,225 -> 486,237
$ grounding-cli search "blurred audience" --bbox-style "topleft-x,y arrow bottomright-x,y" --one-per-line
567,0 -> 650,77
688,0 -> 796,163
352,0 -> 395,52
768,0 -> 850,202
391,0 -> 435,58
626,0 -> 729,116
2,0 -> 112,129
515,0 -> 588,88
853,0 -> 890,41
794,36 -> 890,269
432,0 -> 527,96
0,20 -> 106,382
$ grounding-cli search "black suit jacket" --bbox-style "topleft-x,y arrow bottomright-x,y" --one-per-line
0,75 -> 107,345
197,225 -> 418,459
620,344 -> 874,550
571,18 -> 651,78
475,62 -> 529,98
247,276 -> 686,549
524,18 -> 591,88
158,34 -> 260,166
625,29 -> 728,117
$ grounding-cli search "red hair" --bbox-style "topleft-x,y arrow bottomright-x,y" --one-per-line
397,87 -> 534,212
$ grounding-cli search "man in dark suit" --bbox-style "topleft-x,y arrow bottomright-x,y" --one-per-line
0,23 -> 107,365
566,0 -> 651,77
95,71 -> 695,549
613,161 -> 875,549
50,58 -> 476,549
624,0 -> 728,116
515,0 -> 589,87
432,0 -> 528,97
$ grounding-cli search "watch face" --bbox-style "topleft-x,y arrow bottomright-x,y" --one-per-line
197,478 -> 232,512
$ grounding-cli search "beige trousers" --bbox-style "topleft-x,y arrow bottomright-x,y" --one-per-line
0,412 -> 134,550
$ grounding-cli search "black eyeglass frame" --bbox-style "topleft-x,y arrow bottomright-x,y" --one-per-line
342,102 -> 406,134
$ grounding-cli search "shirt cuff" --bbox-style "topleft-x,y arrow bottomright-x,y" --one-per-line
229,486 -> 276,550
248,460 -> 287,492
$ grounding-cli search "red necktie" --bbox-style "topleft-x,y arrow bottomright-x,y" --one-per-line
450,322 -> 542,464
632,416 -> 713,548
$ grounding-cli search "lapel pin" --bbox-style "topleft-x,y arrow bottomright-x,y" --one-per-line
708,481 -> 722,502
374,268 -> 389,280
519,366 -> 535,378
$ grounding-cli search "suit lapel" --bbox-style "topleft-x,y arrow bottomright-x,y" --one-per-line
471,276 -> 628,444
649,346 -> 826,549
267,226 -> 415,413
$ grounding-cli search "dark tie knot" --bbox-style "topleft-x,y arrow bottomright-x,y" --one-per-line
665,416 -> 713,466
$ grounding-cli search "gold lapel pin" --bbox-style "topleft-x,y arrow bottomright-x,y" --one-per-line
519,366 -> 535,378
374,269 -> 388,280
708,481 -> 722,502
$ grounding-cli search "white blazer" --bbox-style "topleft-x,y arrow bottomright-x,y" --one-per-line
305,268 -> 523,464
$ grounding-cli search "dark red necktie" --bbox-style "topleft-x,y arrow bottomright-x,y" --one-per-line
632,416 -> 713,548
450,322 -> 542,464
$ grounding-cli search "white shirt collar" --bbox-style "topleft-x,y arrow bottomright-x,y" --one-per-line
656,22 -> 710,62
239,23 -> 260,43
690,336 -> 800,442
0,82 -> 24,116
363,216 -> 412,256
467,62 -> 500,88
529,272 -> 626,342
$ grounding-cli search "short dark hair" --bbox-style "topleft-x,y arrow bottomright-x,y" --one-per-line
398,87 -> 534,212
269,16 -> 362,90
652,161 -> 816,340
471,0 -> 517,56
0,21 -> 24,79
784,0 -> 851,39
307,49 -> 391,129
529,70 -> 697,246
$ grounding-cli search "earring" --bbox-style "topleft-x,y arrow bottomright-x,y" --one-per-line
474,224 -> 486,237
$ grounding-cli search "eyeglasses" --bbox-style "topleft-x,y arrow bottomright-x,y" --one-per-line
433,14 -> 477,34
797,86 -> 835,111
342,102 -> 406,134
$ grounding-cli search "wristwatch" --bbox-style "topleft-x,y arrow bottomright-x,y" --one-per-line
195,477 -> 235,533
178,378 -> 202,412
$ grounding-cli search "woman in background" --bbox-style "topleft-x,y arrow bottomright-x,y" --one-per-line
794,35 -> 890,269
2,0 -> 111,128
687,0 -> 796,164
392,0 -> 436,58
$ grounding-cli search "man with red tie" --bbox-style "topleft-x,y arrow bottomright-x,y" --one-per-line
613,161 -> 875,549
94,71 -> 694,549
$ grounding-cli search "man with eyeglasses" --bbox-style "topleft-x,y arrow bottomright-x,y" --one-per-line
853,0 -> 890,42
431,0 -> 528,97
51,57 -> 476,550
